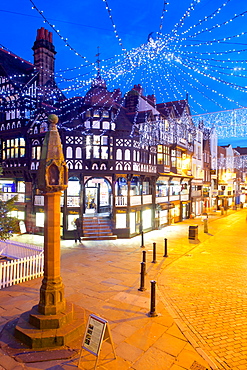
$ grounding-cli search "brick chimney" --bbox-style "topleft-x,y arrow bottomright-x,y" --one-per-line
32,27 -> 56,89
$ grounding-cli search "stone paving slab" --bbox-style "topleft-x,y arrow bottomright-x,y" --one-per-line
0,210 -> 234,369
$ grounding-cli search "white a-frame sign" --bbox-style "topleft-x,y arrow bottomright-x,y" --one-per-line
78,314 -> 116,369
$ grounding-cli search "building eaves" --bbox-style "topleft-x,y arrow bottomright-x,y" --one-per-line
0,48 -> 35,88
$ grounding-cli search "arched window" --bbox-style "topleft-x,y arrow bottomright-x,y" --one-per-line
125,149 -> 130,161
133,150 -> 136,161
75,147 -> 82,158
137,151 -> 140,162
116,149 -> 122,160
93,110 -> 100,118
116,163 -> 123,171
66,146 -> 73,159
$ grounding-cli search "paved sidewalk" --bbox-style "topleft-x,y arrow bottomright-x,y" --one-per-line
0,209 -> 236,370
158,208 -> 247,370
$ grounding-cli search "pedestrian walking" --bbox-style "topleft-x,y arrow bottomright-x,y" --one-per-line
74,217 -> 82,243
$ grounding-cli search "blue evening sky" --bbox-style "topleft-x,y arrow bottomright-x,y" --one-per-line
1,0 -> 247,146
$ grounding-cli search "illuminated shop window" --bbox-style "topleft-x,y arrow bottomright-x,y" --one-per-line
116,213 -> 127,228
142,209 -> 152,229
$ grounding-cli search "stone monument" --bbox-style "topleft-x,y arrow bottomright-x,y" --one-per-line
14,114 -> 84,348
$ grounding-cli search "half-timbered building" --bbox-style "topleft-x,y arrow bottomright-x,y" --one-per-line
0,27 -> 196,239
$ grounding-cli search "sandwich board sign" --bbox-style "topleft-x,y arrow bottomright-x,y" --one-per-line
78,314 -> 116,369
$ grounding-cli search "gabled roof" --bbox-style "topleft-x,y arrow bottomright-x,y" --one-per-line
157,99 -> 190,119
0,48 -> 35,88
115,107 -> 133,132
126,110 -> 153,124
234,146 -> 247,155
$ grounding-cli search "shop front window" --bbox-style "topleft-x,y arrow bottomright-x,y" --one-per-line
142,209 -> 152,229
116,213 -> 127,228
170,181 -> 180,196
129,212 -> 136,234
143,181 -> 150,195
115,177 -> 127,196
131,177 -> 140,196
67,177 -> 80,207
156,180 -> 168,197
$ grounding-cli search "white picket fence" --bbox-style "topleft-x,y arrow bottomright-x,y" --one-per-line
0,240 -> 44,289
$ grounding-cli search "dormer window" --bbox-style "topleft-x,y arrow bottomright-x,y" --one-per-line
85,120 -> 90,129
103,110 -> 109,118
93,110 -> 100,118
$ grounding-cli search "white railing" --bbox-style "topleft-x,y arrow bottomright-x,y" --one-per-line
143,194 -> 152,204
181,194 -> 190,201
0,240 -> 43,259
0,193 -> 25,202
169,195 -> 180,202
156,196 -> 169,203
115,196 -> 127,207
34,195 -> 44,206
191,190 -> 202,197
130,195 -> 141,206
35,195 -> 65,206
0,240 -> 44,289
0,254 -> 44,289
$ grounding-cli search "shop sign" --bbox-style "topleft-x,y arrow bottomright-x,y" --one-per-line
79,314 -> 116,368
91,178 -> 104,184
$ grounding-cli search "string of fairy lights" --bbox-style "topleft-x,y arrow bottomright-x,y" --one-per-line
2,0 -> 247,139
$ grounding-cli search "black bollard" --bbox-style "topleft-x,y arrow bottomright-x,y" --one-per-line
142,250 -> 146,263
148,280 -> 158,317
142,250 -> 147,275
138,262 -> 146,291
152,242 -> 157,263
163,238 -> 168,257
140,231 -> 145,248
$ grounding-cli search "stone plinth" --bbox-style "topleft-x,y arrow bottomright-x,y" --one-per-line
14,302 -> 84,349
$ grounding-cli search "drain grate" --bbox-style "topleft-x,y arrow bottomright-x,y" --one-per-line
190,361 -> 208,370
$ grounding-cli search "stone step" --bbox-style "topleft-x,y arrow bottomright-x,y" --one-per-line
14,302 -> 85,349
82,217 -> 114,239
82,235 -> 117,240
